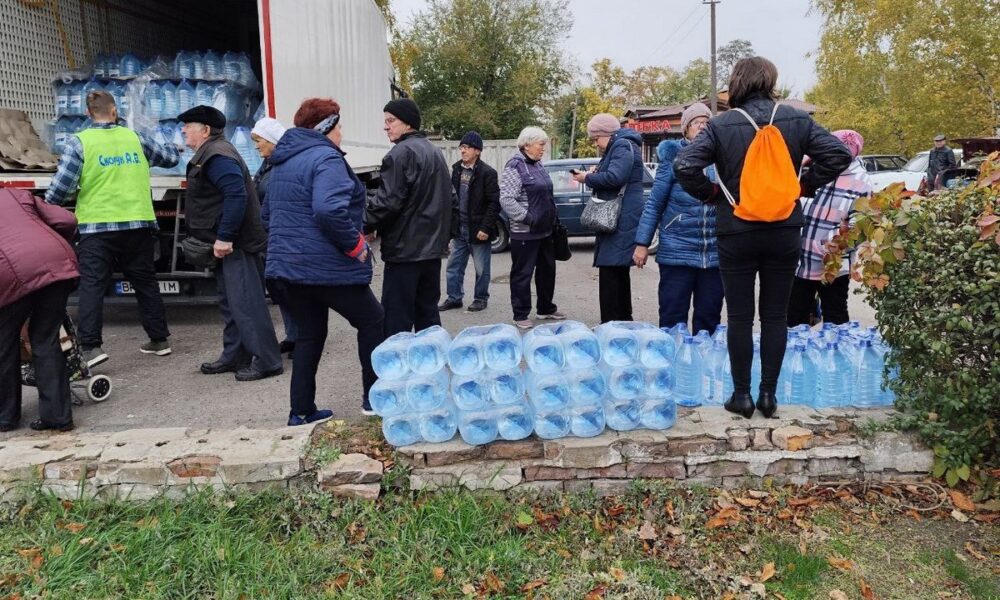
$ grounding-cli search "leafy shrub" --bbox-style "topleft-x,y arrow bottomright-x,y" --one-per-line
826,160 -> 1000,486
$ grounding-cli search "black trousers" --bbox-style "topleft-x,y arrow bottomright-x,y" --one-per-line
281,282 -> 385,416
717,228 -> 801,395
382,259 -> 442,337
216,250 -> 281,372
598,266 -> 633,323
787,274 -> 851,327
509,236 -> 557,321
76,228 -> 169,349
0,280 -> 75,428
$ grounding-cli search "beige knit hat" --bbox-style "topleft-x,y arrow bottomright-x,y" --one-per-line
680,102 -> 712,135
586,113 -> 621,138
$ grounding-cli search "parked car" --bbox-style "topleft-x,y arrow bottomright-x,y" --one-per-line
862,154 -> 924,192
493,157 -> 658,254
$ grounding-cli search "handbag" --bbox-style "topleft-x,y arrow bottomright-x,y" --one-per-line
552,219 -> 572,261
180,236 -> 218,269
580,185 -> 625,234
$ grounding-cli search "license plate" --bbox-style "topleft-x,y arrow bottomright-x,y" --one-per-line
115,280 -> 180,295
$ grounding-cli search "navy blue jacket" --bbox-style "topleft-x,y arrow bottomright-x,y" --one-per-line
636,139 -> 719,268
585,128 -> 644,267
263,128 -> 371,286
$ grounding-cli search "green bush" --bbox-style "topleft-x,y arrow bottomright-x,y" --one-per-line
828,169 -> 1000,486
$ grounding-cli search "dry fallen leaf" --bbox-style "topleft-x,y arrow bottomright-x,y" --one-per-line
948,490 -> 975,512
964,542 -> 987,561
484,571 -> 504,593
461,582 -> 476,596
747,490 -> 770,499
62,522 -> 86,534
78,537 -> 94,546
829,591 -> 849,600
860,577 -> 878,600
705,516 -> 733,529
432,566 -> 445,582
827,556 -> 856,572
609,566 -> 626,582
584,584 -> 607,600
521,579 -> 546,592
759,561 -> 777,583
664,525 -> 684,537
638,521 -> 657,540
324,573 -> 350,591
951,509 -> 970,523
736,497 -> 762,508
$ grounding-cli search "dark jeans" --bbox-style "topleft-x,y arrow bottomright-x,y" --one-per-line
382,259 -> 442,337
281,282 -> 385,416
216,249 -> 281,372
0,280 -> 75,428
787,275 -> 850,327
657,265 -> 725,332
598,266 -> 633,323
445,225 -> 492,303
76,228 -> 169,348
509,236 -> 557,320
718,228 -> 800,395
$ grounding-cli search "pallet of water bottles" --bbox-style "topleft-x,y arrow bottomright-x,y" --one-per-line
368,320 -> 897,448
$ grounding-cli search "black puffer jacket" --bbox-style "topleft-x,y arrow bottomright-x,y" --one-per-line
451,158 -> 501,243
674,96 -> 851,236
366,131 -> 458,262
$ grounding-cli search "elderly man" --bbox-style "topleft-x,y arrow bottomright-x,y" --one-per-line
926,134 -> 957,191
46,90 -> 178,367
438,131 -> 500,313
365,98 -> 457,336
178,105 -> 282,382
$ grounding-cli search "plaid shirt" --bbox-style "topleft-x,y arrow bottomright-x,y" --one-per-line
45,122 -> 179,234
797,159 -> 873,280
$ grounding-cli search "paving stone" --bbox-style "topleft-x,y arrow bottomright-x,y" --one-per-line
218,459 -> 303,484
663,436 -> 729,457
317,454 -> 383,486
411,463 -> 522,491
542,433 -> 622,468
523,464 -> 627,481
625,461 -> 686,479
727,428 -> 750,451
327,483 -> 380,501
424,444 -> 485,467
771,426 -> 814,451
167,455 -> 222,478
617,430 -> 671,461
95,462 -> 169,486
751,428 -> 773,449
43,461 -> 96,481
860,432 -> 933,473
483,440 -> 545,460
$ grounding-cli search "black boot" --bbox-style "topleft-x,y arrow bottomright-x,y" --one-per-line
756,390 -> 778,419
724,392 -> 755,419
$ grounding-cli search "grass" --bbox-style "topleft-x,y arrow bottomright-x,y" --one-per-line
0,484 -> 997,599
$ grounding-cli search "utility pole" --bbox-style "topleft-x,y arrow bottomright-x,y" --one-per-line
568,100 -> 579,158
703,0 -> 719,114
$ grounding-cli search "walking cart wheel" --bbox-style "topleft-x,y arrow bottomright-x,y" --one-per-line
87,375 -> 113,402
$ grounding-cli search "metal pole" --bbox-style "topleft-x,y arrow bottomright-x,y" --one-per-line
568,103 -> 578,159
704,0 -> 719,114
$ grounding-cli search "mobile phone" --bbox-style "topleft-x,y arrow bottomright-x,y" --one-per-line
570,168 -> 582,174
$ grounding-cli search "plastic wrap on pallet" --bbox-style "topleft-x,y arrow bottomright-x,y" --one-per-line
123,58 -> 177,138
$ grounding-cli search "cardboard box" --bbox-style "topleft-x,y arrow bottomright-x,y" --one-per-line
0,109 -> 57,171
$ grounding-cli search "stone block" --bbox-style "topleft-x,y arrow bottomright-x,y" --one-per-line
167,455 -> 222,478
514,480 -> 564,495
423,442 -> 485,467
618,430 -> 670,461
765,458 -> 807,476
751,428 -> 772,449
626,461 -> 686,479
483,440 -> 545,460
808,457 -> 861,476
688,460 -> 748,478
327,483 -> 380,501
410,463 -> 522,491
663,436 -> 729,458
396,452 -> 426,468
771,426 -> 814,451
40,480 -> 99,500
678,476 -> 721,488
564,478 -> 634,497
43,461 -> 96,481
219,458 -> 302,484
95,462 -> 169,486
542,433 -> 622,468
317,454 -> 383,486
727,429 -> 750,451
523,464 -> 627,481
860,432 -> 933,473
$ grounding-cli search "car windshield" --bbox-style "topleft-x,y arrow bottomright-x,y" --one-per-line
904,154 -> 929,172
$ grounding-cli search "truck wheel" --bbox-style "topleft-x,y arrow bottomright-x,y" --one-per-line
647,230 -> 660,255
491,223 -> 510,254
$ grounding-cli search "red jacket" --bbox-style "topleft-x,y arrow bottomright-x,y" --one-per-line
0,188 -> 79,308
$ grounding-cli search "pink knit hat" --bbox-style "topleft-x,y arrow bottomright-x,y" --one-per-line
832,129 -> 864,158
587,113 -> 621,138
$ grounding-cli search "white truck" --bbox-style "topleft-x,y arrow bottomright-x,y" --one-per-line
0,0 -> 395,303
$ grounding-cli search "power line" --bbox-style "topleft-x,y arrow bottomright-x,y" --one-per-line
643,3 -> 702,64
656,8 -> 709,65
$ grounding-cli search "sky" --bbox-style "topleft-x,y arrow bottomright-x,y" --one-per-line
389,0 -> 824,98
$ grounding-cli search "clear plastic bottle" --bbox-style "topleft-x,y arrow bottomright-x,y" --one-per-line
569,397 -> 605,438
418,401 -> 457,443
406,370 -> 449,412
641,396 -> 676,430
382,414 -> 421,447
202,50 -> 223,80
486,368 -> 524,405
594,321 -> 639,367
174,50 -> 195,79
451,372 -> 489,411
53,116 -> 75,154
371,331 -> 413,380
145,80 -> 165,120
624,322 -> 674,368
82,77 -> 103,105
566,368 -> 607,405
458,408 -> 498,445
223,51 -> 243,83
712,323 -> 728,344
694,330 -> 713,359
483,324 -> 522,371
708,340 -> 734,406
523,325 -> 564,374
406,325 -> 451,375
54,82 -> 69,117
558,321 -> 602,369
92,54 -> 108,78
603,396 -> 641,431
119,53 -> 142,78
815,342 -> 851,408
525,371 -> 570,412
67,81 -> 85,115
195,81 -> 216,107
496,401 -> 534,440
447,325 -> 489,376
368,378 -> 408,417
532,407 -> 571,439
751,337 -> 762,394
673,335 -> 704,407
160,80 -> 178,119
191,51 -> 205,80
852,339 -> 884,408
644,366 -> 673,399
106,54 -> 120,79
176,79 -> 196,113
670,322 -> 691,349
783,342 -> 816,406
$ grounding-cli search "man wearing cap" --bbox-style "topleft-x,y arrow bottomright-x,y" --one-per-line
46,90 -> 178,367
366,98 -> 458,336
438,131 -> 500,313
178,105 -> 282,382
927,134 -> 957,191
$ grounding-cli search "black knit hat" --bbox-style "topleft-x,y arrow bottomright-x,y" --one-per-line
177,105 -> 226,129
460,131 -> 484,150
383,98 -> 421,130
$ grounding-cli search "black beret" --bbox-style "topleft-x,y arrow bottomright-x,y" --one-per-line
177,105 -> 226,129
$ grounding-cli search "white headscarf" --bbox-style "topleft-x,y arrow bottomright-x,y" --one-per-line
251,117 -> 286,145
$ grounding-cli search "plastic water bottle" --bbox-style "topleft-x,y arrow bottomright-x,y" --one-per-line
371,332 -> 413,380
149,126 -> 174,176
451,373 -> 489,411
783,342 -> 816,406
54,82 -> 69,116
177,79 -> 196,113
673,336 -> 704,407
627,322 -> 674,368
670,322 -> 691,349
694,330 -> 713,359
566,368 -> 607,404
558,321 -> 601,369
483,324 -> 522,370
751,337 -> 762,394
604,396 -> 641,431
222,51 -> 242,82
418,401 -> 457,443
92,54 -> 107,77
602,364 -> 644,400
486,368 -> 524,405
119,53 -> 142,78
203,50 -> 223,80
106,54 -> 120,79
174,51 -> 193,79
641,396 -> 676,430
852,340 -> 884,408
144,80 -> 165,120
644,366 -> 673,399
525,371 -> 570,411
708,340 -> 733,406
53,116 -> 75,154
406,325 -> 451,375
496,401 -> 533,440
190,51 -> 205,80
595,321 -> 639,367
712,324 -> 728,344
448,326 -> 489,376
172,123 -> 193,175
368,378 -> 407,417
523,325 -> 564,374
195,81 -> 216,107
406,370 -> 449,411
382,414 -> 420,447
815,342 -> 851,408
158,80 -> 177,119
569,398 -> 605,437
533,406 -> 571,440
82,77 -> 103,105
66,81 -> 84,115
458,408 -> 498,446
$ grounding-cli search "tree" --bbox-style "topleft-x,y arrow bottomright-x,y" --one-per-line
807,0 -> 1000,156
716,39 -> 755,87
393,0 -> 574,139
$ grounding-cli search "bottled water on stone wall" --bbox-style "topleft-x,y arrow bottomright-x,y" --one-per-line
673,335 -> 704,408
419,401 -> 457,443
177,79 -> 195,114
451,372 -> 489,411
751,336 -> 762,394
558,321 -> 601,369
851,339 -> 886,407
783,342 -> 816,406
708,340 -> 733,406
447,325 -> 490,376
371,331 -> 413,380
595,321 -> 639,367
161,81 -> 178,120
406,370 -> 449,411
566,369 -> 606,437
602,363 -> 643,431
814,342 -> 851,408
525,371 -> 571,439
369,378 -> 407,417
641,366 -> 676,430
694,330 -> 713,359
487,368 -> 524,405
406,325 -> 451,375
624,321 -> 674,368
484,324 -> 522,370
523,324 -> 564,374
382,413 -> 421,447
495,401 -> 534,440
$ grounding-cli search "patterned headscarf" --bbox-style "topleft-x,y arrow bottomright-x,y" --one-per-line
832,129 -> 864,159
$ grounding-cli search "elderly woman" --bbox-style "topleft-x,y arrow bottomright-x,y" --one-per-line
675,56 -> 851,420
263,98 -> 385,424
499,126 -> 564,329
633,103 -> 723,332
251,117 -> 296,357
571,114 -> 644,323
1,188 -> 79,432
787,129 -> 872,327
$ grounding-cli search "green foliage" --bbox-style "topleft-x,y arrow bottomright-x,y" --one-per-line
829,168 -> 1000,480
394,0 -> 574,139
808,0 -> 1000,155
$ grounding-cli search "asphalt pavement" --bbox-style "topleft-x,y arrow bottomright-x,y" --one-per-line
5,238 -> 877,438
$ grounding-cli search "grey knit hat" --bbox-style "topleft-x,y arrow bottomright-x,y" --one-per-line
681,102 -> 712,135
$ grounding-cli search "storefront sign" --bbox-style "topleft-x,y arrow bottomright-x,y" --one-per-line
627,118 -> 673,134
